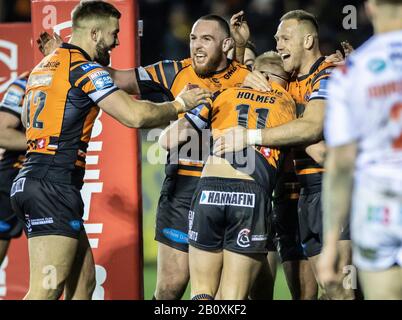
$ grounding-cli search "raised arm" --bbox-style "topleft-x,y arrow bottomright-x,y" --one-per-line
213,98 -> 324,155
98,87 -> 210,129
106,67 -> 140,95
230,11 -> 250,64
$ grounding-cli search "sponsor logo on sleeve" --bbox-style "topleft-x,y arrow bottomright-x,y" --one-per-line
81,63 -> 102,72
2,87 -> 23,107
89,70 -> 114,91
199,191 -> 255,208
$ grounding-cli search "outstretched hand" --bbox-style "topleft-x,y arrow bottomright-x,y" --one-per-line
213,126 -> 248,156
176,85 -> 211,113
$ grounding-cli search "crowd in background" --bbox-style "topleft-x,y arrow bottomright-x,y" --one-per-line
1,0 -> 373,65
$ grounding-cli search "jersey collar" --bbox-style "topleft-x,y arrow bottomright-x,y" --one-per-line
61,43 -> 92,61
195,59 -> 235,79
295,56 -> 326,81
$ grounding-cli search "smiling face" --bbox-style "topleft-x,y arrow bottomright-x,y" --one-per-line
275,19 -> 305,74
190,19 -> 229,76
94,17 -> 120,66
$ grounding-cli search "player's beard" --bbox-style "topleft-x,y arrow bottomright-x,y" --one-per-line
192,51 -> 224,76
95,39 -> 111,67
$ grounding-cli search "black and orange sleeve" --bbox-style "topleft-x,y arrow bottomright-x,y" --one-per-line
134,60 -> 182,101
73,63 -> 119,104
309,65 -> 334,101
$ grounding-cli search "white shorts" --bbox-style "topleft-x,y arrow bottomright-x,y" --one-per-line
351,184 -> 402,271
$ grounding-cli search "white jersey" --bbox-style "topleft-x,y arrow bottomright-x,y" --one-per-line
325,30 -> 402,194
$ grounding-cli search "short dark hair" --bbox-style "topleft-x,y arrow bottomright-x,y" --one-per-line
280,10 -> 319,33
72,1 -> 121,28
198,14 -> 230,38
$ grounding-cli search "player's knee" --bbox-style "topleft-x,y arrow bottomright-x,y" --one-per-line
155,282 -> 186,300
86,264 -> 97,294
156,269 -> 188,299
26,286 -> 64,300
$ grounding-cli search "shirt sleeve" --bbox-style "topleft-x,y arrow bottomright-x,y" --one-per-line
0,77 -> 27,117
74,63 -> 119,104
309,66 -> 334,101
184,102 -> 212,131
324,62 -> 361,147
134,60 -> 181,100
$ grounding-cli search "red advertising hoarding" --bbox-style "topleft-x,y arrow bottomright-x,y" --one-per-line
2,0 -> 143,300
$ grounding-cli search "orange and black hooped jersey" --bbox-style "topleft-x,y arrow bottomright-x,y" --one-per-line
135,58 -> 250,178
17,43 -> 118,188
0,73 -> 29,172
288,56 -> 335,189
185,84 -> 296,193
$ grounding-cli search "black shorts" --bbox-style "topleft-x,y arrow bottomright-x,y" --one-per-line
271,197 -> 306,262
0,190 -> 23,240
155,175 -> 198,252
188,177 -> 271,254
155,194 -> 192,252
10,177 -> 85,239
298,189 -> 350,257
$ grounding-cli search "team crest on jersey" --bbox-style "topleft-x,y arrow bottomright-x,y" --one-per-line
89,70 -> 114,91
199,191 -> 255,208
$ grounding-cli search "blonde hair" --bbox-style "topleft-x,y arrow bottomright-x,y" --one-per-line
254,51 -> 283,68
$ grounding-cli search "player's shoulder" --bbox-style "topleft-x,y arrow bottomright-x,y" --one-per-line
180,58 -> 193,68
311,57 -> 335,79
271,82 -> 294,103
151,58 -> 191,72
230,59 -> 251,71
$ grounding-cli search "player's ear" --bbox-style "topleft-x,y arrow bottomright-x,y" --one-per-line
304,34 -> 314,50
222,37 -> 234,54
90,27 -> 101,43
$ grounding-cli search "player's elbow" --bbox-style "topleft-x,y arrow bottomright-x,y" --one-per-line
122,110 -> 146,128
128,115 -> 146,128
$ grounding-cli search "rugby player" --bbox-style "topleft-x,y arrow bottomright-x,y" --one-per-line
319,0 -> 402,300
0,74 -> 27,266
37,11 -> 256,299
214,10 -> 354,299
122,13 -> 252,300
160,51 -> 295,299
10,0 -> 209,300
